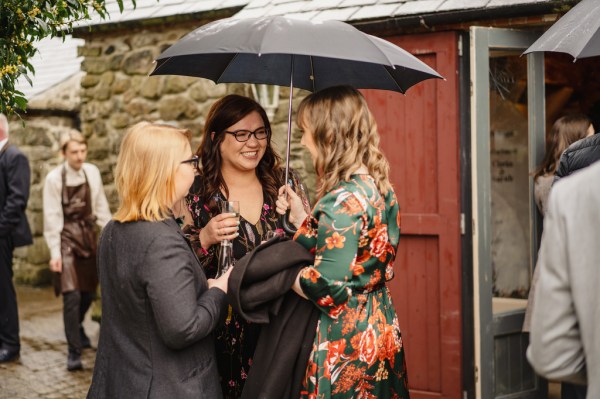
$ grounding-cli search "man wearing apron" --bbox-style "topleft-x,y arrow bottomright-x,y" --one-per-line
43,130 -> 111,371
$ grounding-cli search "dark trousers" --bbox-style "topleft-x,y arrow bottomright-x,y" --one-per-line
0,237 -> 20,351
63,290 -> 93,353
562,382 -> 587,399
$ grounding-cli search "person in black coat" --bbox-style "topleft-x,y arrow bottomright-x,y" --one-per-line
87,122 -> 230,399
554,130 -> 600,183
0,114 -> 32,363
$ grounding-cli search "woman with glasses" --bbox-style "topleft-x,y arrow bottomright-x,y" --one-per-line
88,122 -> 231,399
182,94 -> 310,398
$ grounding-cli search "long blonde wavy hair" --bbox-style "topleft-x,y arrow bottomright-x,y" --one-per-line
297,85 -> 392,199
114,121 -> 192,222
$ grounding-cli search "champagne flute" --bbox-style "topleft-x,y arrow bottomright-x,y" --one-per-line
219,200 -> 240,242
216,200 -> 239,277
219,200 -> 240,218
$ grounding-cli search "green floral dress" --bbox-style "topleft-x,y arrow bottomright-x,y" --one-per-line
183,172 -> 310,399
294,174 -> 409,399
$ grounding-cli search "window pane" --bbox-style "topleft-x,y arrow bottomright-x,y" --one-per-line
489,52 -> 531,299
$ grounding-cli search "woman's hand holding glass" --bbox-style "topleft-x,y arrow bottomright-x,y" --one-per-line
276,185 -> 308,229
207,266 -> 233,293
199,202 -> 240,249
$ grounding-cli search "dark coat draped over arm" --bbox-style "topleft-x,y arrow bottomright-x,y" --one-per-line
227,237 -> 318,399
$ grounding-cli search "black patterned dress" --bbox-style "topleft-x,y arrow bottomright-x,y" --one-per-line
183,171 -> 310,399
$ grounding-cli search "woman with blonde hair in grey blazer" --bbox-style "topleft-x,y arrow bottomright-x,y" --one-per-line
87,122 -> 230,399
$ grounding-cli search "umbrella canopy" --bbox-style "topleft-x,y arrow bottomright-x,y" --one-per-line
523,0 -> 600,59
150,16 -> 443,233
151,16 -> 442,93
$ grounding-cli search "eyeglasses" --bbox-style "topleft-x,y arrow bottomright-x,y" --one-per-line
181,155 -> 199,170
224,127 -> 270,142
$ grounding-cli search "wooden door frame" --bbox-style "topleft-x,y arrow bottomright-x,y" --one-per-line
470,27 -> 545,399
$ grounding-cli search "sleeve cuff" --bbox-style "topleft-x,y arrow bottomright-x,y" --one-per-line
50,247 -> 61,260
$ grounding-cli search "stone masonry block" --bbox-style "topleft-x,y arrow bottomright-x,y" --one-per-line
123,49 -> 156,75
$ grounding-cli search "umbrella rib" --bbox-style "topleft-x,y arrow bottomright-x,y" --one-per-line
366,35 -> 398,71
217,52 -> 242,84
382,65 -> 405,94
310,56 -> 315,92
150,57 -> 172,75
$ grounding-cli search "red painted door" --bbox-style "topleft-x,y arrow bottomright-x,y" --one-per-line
363,31 -> 461,399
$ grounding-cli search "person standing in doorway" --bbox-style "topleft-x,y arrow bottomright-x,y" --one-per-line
0,114 -> 33,363
43,129 -> 111,371
524,115 -> 593,399
524,114 -> 592,330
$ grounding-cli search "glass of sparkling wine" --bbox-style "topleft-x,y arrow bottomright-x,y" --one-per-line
220,200 -> 240,217
219,200 -> 240,241
216,200 -> 239,277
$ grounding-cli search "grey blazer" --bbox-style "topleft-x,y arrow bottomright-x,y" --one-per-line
87,217 -> 227,399
527,161 -> 600,396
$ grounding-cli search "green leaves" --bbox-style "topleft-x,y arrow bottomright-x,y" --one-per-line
0,0 -> 138,115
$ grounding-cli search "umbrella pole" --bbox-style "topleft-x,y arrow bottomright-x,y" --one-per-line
284,59 -> 294,187
282,57 -> 296,235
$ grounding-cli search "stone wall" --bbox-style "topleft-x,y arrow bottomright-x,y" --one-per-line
11,21 -> 316,285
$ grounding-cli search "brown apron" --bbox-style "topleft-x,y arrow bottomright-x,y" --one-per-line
53,166 -> 98,296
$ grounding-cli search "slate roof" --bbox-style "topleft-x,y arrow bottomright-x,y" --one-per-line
15,36 -> 84,100
16,0 -> 566,103
235,0 -> 556,21
78,0 -> 247,26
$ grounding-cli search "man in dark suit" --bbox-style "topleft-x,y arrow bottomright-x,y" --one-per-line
0,114 -> 33,363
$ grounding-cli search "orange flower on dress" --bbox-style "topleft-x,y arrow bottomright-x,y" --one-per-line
326,232 -> 346,250
355,378 -> 378,399
350,256 -> 365,276
370,226 -> 389,258
301,267 -> 321,284
332,364 -> 367,394
374,214 -> 382,224
352,264 -> 365,276
364,269 -> 382,290
357,249 -> 370,264
341,195 -> 363,215
317,295 -> 334,308
341,308 -> 360,335
326,339 -> 347,374
358,325 -> 378,366
377,324 -> 399,368
329,304 -> 346,319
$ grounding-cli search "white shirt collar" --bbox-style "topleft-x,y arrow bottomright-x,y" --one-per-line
64,161 -> 85,176
0,138 -> 8,151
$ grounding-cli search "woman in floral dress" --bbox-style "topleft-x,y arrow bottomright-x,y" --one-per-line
182,94 -> 310,399
277,86 -> 410,398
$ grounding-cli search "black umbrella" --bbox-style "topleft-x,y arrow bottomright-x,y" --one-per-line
523,0 -> 600,59
150,16 -> 442,232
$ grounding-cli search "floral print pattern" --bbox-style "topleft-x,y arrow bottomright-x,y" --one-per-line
294,174 -> 409,399
183,171 -> 310,399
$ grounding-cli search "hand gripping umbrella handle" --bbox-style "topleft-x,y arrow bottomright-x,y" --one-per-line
281,212 -> 297,236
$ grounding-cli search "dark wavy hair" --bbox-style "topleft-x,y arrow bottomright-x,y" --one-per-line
195,94 -> 283,208
534,113 -> 591,180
